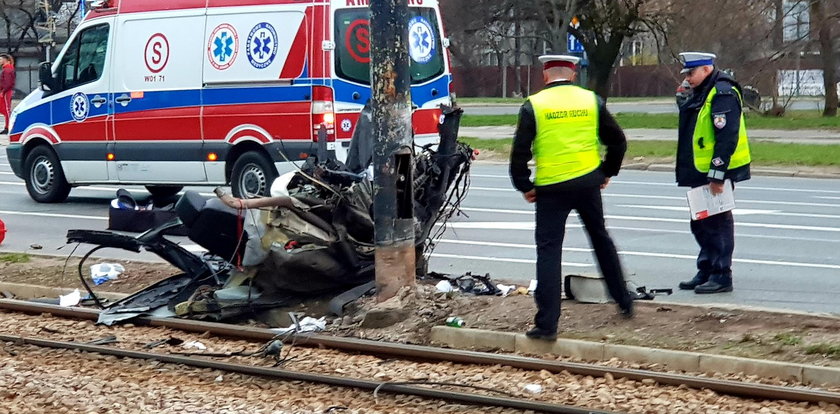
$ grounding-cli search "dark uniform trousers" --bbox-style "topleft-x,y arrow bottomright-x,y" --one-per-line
690,210 -> 734,278
534,185 -> 631,332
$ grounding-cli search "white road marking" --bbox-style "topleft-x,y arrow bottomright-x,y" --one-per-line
430,252 -> 591,267
470,186 -> 840,208
471,175 -> 840,195
444,218 -> 840,233
0,209 -> 106,220
619,204 -> 840,220
0,181 -> 214,197
443,217 -> 840,243
435,239 -> 840,270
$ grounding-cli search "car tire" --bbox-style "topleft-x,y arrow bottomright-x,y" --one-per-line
24,145 -> 71,203
145,185 -> 184,199
231,151 -> 277,198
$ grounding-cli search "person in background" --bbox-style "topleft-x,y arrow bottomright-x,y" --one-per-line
509,55 -> 634,341
0,53 -> 15,135
674,52 -> 751,294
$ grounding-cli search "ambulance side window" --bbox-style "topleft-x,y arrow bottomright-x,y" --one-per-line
56,23 -> 109,91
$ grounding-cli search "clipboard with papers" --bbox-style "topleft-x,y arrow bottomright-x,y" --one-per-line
686,179 -> 735,221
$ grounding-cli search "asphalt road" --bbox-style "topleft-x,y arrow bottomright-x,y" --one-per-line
1,150 -> 839,314
463,99 -> 827,115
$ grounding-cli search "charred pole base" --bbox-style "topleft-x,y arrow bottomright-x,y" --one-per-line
370,0 -> 415,301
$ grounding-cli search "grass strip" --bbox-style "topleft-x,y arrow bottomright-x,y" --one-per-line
461,111 -> 840,130
460,138 -> 840,167
0,253 -> 31,264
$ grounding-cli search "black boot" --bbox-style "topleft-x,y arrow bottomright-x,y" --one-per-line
678,271 -> 709,290
618,300 -> 634,319
0,129 -> 8,135
695,273 -> 733,294
525,327 -> 557,341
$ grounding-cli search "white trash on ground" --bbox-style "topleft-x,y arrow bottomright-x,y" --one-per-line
435,280 -> 454,293
271,316 -> 327,335
58,289 -> 81,307
90,263 -> 126,285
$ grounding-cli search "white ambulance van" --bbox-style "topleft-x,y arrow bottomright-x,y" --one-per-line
5,0 -> 451,202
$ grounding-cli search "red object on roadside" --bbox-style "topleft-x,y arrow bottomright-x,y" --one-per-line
0,217 -> 6,245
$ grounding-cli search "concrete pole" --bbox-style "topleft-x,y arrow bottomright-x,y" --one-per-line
369,0 -> 415,302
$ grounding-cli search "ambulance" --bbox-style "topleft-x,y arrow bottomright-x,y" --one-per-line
5,0 -> 451,202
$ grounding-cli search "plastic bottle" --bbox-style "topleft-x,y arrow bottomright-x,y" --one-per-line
445,316 -> 465,328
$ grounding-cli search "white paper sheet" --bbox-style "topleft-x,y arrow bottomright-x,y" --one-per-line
686,179 -> 735,221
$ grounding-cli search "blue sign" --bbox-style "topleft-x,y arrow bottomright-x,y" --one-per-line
567,33 -> 584,53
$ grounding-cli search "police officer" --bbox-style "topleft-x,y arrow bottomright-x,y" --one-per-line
510,55 -> 633,341
675,52 -> 751,294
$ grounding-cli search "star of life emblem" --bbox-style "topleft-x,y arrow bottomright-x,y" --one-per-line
70,92 -> 89,122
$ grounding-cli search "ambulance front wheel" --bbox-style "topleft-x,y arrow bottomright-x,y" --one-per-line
231,151 -> 277,199
24,145 -> 71,203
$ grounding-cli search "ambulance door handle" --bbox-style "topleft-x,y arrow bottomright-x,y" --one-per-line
115,94 -> 132,107
91,95 -> 107,107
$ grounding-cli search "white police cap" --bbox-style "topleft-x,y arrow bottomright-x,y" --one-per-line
679,52 -> 716,73
538,55 -> 580,70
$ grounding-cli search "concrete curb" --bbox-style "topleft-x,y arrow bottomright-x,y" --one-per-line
430,326 -> 840,387
0,282 -> 128,302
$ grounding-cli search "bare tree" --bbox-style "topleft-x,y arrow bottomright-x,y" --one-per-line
569,0 -> 658,99
810,0 -> 837,116
1,0 -> 77,58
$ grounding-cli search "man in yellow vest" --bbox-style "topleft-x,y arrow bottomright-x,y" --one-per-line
510,55 -> 633,341
675,52 -> 751,294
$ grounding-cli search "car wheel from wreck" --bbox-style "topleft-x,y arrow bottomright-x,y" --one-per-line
231,151 -> 277,198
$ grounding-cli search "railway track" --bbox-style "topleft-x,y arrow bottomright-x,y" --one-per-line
2,299 -> 839,413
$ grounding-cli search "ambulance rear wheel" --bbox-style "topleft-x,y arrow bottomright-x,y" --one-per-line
231,152 -> 277,199
24,145 -> 71,203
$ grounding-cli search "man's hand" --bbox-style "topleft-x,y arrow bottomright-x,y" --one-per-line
709,181 -> 725,195
523,189 -> 536,203
601,177 -> 611,190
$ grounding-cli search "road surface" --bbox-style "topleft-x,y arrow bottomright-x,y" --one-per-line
1,151 -> 839,314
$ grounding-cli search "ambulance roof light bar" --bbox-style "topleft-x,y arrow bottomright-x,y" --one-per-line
91,0 -> 115,12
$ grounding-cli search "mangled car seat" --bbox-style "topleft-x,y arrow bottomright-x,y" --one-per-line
176,191 -> 247,262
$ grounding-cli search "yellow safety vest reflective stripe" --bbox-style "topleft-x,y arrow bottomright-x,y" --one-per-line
693,86 -> 751,173
529,85 -> 601,186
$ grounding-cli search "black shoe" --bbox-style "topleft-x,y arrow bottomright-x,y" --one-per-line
0,129 -> 7,135
525,327 -> 557,341
678,271 -> 709,290
694,280 -> 733,294
619,301 -> 634,319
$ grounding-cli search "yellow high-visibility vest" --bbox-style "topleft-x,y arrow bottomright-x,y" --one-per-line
692,86 -> 751,173
529,85 -> 601,186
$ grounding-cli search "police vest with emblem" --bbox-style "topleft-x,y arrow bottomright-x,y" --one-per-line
692,86 -> 751,173
529,85 -> 601,186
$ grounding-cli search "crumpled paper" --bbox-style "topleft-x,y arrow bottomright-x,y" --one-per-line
271,316 -> 327,335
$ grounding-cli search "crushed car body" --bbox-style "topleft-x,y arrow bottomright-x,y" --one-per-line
66,106 -> 473,325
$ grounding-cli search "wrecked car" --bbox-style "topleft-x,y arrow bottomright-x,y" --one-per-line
66,105 -> 473,325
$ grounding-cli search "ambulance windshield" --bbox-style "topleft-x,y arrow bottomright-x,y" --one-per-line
335,8 -> 444,85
